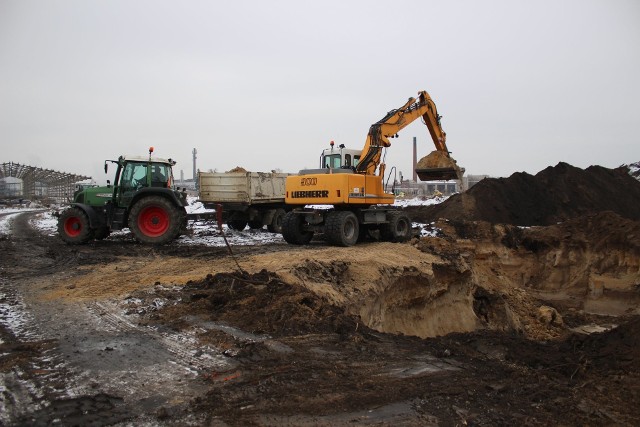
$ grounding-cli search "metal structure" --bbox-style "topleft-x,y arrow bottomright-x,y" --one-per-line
0,162 -> 91,203
192,148 -> 197,180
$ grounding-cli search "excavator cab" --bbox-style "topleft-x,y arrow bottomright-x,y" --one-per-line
321,142 -> 361,170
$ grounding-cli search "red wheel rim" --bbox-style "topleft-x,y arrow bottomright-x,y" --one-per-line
64,217 -> 82,237
137,206 -> 169,237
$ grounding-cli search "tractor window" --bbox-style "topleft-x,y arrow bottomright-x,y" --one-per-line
151,164 -> 171,188
121,163 -> 148,191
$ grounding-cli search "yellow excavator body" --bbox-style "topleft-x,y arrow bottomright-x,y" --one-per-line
286,171 -> 395,206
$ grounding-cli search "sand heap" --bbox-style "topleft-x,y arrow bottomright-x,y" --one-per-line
409,162 -> 640,225
226,166 -> 248,173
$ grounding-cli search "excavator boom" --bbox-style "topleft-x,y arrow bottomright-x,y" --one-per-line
356,90 -> 461,181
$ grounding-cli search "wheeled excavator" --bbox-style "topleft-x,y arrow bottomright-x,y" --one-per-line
281,90 -> 463,247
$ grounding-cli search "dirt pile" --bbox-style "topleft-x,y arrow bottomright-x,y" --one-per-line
135,270 -> 360,337
226,166 -> 247,173
412,211 -> 640,339
494,316 -> 640,381
415,150 -> 462,181
408,162 -> 640,225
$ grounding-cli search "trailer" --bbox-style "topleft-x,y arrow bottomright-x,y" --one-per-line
198,171 -> 289,233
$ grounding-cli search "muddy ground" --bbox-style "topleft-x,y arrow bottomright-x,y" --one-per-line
1,163 -> 640,426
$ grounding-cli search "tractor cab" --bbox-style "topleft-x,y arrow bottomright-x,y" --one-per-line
321,141 -> 361,171
108,150 -> 176,208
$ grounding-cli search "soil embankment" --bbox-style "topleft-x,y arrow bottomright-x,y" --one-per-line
406,162 -> 640,225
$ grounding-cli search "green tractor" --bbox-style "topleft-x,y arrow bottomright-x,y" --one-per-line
57,147 -> 188,245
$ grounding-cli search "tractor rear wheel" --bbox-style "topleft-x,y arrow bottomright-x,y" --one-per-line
281,211 -> 313,245
325,211 -> 359,247
129,196 -> 183,244
380,211 -> 412,242
58,207 -> 93,244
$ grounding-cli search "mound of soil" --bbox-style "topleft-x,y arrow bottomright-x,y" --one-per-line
518,210 -> 640,255
407,162 -> 640,226
503,316 -> 640,377
138,270 -> 361,337
226,166 -> 247,173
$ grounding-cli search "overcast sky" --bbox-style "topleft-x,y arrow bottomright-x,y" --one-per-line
1,0 -> 639,184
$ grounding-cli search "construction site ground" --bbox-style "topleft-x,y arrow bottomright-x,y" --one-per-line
1,162 -> 640,426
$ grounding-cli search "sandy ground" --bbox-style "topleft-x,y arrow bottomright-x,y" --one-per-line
1,205 -> 639,426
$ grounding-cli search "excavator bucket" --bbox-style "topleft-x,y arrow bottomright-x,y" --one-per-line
415,150 -> 463,181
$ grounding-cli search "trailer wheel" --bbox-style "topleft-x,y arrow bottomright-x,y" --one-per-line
58,207 -> 93,244
130,196 -> 183,244
281,211 -> 313,245
325,211 -> 359,247
94,226 -> 111,240
380,211 -> 412,242
267,208 -> 286,233
248,220 -> 264,230
228,219 -> 248,231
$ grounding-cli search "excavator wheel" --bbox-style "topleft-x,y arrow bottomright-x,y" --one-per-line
380,211 -> 412,242
325,211 -> 359,247
281,211 -> 313,245
58,207 -> 94,244
129,196 -> 184,245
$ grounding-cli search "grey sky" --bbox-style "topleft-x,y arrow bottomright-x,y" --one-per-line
1,0 -> 639,184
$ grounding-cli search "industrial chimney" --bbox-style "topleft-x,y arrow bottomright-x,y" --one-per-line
192,148 -> 197,180
412,137 -> 417,182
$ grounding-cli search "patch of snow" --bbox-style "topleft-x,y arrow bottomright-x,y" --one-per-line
0,212 -> 20,235
626,161 -> 640,181
180,221 -> 283,246
4,196 -> 447,246
415,222 -> 441,238
30,211 -> 58,236
185,196 -> 215,214
393,195 -> 449,207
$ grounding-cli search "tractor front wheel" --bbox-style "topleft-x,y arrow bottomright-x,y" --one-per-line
58,207 -> 93,244
129,196 -> 183,244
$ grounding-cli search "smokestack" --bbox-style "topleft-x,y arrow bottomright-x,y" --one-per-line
192,148 -> 197,180
412,137 -> 417,182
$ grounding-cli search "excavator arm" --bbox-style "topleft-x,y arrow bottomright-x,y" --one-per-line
356,90 -> 461,181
